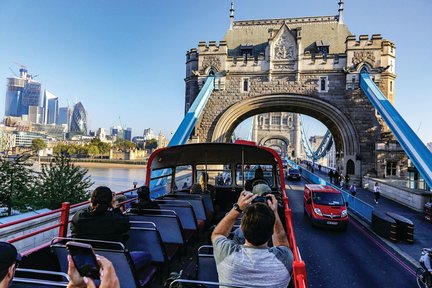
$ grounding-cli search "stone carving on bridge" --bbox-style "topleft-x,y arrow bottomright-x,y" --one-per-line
274,63 -> 295,70
352,51 -> 376,66
273,25 -> 297,61
201,56 -> 222,72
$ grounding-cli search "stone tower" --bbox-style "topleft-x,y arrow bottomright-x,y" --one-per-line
184,3 -> 402,180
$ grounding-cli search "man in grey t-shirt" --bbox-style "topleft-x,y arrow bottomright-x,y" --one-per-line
211,191 -> 293,288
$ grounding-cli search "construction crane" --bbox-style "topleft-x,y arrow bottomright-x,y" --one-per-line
8,67 -> 18,77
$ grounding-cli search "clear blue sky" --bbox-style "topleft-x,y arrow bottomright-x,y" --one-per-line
0,0 -> 431,143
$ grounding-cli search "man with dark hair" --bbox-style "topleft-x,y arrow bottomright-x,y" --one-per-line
0,242 -> 21,288
211,191 -> 293,287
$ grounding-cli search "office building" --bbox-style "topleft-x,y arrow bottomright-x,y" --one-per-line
5,68 -> 41,118
110,126 -> 132,141
0,131 -> 16,153
110,125 -> 121,137
124,128 -> 132,141
28,106 -> 44,124
58,107 -> 72,130
70,102 -> 88,135
43,90 -> 58,124
13,131 -> 47,148
143,128 -> 156,140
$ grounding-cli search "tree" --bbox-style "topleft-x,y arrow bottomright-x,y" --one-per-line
0,154 -> 35,215
90,138 -> 111,156
34,154 -> 93,209
114,139 -> 136,152
31,138 -> 46,153
87,145 -> 99,158
145,138 -> 158,150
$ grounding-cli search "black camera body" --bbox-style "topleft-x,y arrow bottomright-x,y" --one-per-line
252,195 -> 269,204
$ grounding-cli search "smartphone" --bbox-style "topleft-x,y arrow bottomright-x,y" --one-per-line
66,241 -> 100,279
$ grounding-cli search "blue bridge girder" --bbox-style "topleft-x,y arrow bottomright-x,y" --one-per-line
359,69 -> 432,188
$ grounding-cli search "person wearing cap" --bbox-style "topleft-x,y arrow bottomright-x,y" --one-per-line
0,242 -> 21,288
211,190 -> 293,288
71,186 -> 130,243
244,167 -> 269,192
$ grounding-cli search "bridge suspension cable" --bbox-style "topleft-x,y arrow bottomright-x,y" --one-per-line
300,115 -> 333,162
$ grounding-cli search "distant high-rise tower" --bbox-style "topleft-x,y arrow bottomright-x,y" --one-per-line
5,68 -> 41,118
28,106 -> 44,124
57,106 -> 72,131
70,102 -> 88,135
43,90 -> 58,124
124,128 -> 132,141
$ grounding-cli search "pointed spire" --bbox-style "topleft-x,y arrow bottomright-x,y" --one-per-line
338,0 -> 344,24
229,1 -> 235,30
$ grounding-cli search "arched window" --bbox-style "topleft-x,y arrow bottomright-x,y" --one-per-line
390,81 -> 393,92
346,160 -> 355,175
320,77 -> 326,91
287,116 -> 293,128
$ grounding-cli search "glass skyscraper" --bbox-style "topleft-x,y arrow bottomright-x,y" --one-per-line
58,107 -> 71,128
43,90 -> 58,124
5,68 -> 41,118
70,102 -> 87,135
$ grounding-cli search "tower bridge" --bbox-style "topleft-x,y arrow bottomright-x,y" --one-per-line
184,2 -> 401,182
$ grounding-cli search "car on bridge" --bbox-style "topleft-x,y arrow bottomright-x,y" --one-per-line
304,184 -> 348,230
286,167 -> 301,181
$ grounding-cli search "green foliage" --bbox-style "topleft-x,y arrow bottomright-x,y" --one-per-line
145,138 -> 158,150
31,138 -> 46,152
90,138 -> 111,154
0,154 -> 36,215
34,154 -> 93,209
114,138 -> 136,152
87,145 -> 99,158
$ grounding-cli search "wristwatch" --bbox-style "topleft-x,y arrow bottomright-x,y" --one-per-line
233,203 -> 243,213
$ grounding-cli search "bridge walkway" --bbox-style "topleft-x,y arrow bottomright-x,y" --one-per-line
299,165 -> 430,268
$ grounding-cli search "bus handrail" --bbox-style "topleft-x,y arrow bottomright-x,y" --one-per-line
1,187 -> 140,248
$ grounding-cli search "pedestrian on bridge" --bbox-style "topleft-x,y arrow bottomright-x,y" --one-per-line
349,183 -> 357,197
373,182 -> 381,204
334,170 -> 340,186
340,175 -> 345,189
345,174 -> 350,189
328,170 -> 334,183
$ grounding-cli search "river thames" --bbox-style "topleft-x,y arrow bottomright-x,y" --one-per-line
85,166 -> 147,192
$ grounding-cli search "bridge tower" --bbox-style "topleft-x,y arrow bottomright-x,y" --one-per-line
184,2 -> 405,182
251,112 -> 302,160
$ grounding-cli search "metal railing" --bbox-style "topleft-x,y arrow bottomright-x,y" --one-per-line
1,187 -> 139,255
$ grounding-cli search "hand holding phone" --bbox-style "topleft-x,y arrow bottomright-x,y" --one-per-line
66,241 -> 100,280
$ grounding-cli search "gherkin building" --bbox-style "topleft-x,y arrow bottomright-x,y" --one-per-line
70,102 -> 87,135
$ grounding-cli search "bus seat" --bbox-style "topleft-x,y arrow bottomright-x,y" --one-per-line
13,268 -> 69,288
50,237 -> 150,288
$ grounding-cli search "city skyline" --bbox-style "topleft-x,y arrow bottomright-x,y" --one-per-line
0,0 -> 431,141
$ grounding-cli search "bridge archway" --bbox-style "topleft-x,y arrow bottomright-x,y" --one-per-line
259,135 -> 290,158
210,94 -> 360,173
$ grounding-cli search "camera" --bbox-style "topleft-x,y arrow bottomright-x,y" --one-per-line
252,195 -> 269,204
66,241 -> 100,279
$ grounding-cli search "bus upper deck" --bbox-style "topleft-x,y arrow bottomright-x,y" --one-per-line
1,141 -> 308,288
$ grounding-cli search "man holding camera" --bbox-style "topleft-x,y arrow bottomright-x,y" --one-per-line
211,190 -> 293,288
